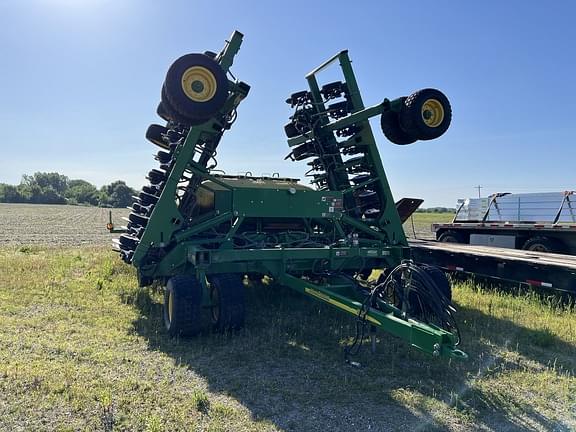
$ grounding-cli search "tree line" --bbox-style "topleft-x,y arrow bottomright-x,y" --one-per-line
0,172 -> 137,208
416,207 -> 455,213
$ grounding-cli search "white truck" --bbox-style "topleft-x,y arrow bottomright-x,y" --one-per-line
432,191 -> 576,254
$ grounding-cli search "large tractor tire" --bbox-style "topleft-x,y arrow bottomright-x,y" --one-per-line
163,53 -> 229,123
207,273 -> 245,332
163,275 -> 204,337
380,99 -> 417,145
399,88 -> 451,141
156,101 -> 172,122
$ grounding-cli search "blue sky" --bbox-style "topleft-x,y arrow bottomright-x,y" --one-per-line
0,0 -> 574,207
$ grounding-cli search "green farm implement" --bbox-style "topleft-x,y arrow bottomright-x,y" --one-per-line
110,31 -> 466,360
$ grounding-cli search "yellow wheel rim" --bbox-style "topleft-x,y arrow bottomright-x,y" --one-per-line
181,66 -> 217,102
421,99 -> 444,128
168,290 -> 174,323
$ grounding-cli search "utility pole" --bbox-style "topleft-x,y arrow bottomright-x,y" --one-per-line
476,185 -> 482,198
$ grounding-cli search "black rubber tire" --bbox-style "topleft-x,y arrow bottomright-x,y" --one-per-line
437,230 -> 464,244
156,102 -> 171,122
120,249 -> 133,264
399,88 -> 452,141
285,121 -> 311,138
363,208 -> 381,219
284,122 -> 299,138
351,174 -> 371,185
163,275 -> 204,337
147,169 -> 166,184
127,224 -> 145,238
292,142 -> 316,160
380,101 -> 417,145
419,264 -> 452,301
128,212 -> 149,226
284,110 -> 312,138
160,85 -> 202,126
164,53 -> 228,122
522,236 -> 564,254
146,124 -> 169,150
142,185 -> 160,196
156,150 -> 172,165
357,190 -> 379,208
119,234 -> 139,249
208,273 -> 245,332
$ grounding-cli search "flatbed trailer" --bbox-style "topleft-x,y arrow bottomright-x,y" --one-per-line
432,191 -> 576,255
409,239 -> 576,295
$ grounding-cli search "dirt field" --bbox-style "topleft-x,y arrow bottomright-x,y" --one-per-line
0,203 -> 129,246
0,203 -> 446,247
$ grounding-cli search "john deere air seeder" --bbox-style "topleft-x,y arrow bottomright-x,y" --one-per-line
111,31 -> 467,360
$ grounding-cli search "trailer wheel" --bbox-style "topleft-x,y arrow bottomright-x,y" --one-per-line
380,101 -> 417,145
400,89 -> 451,141
164,53 -> 228,122
163,275 -> 203,337
522,236 -> 564,254
208,273 -> 245,332
437,230 -> 464,244
146,124 -> 170,150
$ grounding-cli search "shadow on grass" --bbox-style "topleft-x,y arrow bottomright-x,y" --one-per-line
446,302 -> 575,432
130,280 -> 574,432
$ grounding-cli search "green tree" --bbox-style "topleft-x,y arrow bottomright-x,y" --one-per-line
66,179 -> 99,206
20,172 -> 69,204
100,180 -> 135,208
0,184 -> 25,203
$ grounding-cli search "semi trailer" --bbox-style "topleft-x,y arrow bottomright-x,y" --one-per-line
433,191 -> 576,255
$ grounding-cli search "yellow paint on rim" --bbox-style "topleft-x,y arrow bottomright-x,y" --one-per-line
181,66 -> 217,102
421,98 -> 444,128
168,290 -> 174,323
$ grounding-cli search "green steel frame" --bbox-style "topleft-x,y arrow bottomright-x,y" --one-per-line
115,33 -> 467,361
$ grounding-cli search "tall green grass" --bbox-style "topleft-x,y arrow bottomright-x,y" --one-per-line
0,246 -> 574,431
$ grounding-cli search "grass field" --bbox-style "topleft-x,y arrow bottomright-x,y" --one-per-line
0,204 -> 574,431
403,212 -> 453,240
